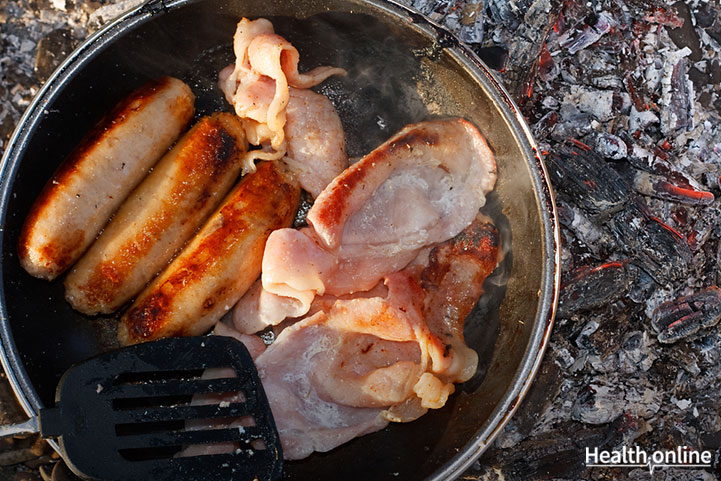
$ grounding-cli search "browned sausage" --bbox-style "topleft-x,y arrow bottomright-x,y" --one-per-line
65,113 -> 248,315
118,161 -> 300,345
18,77 -> 195,280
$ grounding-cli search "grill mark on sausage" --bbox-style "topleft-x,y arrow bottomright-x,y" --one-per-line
72,116 -> 243,308
122,162 -> 298,342
37,229 -> 85,273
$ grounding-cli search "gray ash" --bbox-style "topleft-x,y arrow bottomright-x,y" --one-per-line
442,0 -> 721,478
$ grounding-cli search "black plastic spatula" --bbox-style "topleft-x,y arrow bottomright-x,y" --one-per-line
0,336 -> 282,481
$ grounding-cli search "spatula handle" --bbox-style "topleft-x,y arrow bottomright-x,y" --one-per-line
0,417 -> 39,439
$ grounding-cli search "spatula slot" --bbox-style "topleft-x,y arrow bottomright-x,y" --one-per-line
115,426 -> 265,451
115,419 -> 186,437
175,436 -> 269,458
43,336 -> 283,480
112,394 -> 193,410
113,369 -> 206,385
113,401 -> 256,424
110,374 -> 249,399
117,445 -> 184,461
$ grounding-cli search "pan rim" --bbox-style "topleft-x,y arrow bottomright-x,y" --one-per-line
0,0 -> 560,477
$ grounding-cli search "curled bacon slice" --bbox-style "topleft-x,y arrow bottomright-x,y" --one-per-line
237,118 -> 497,329
219,17 -> 346,172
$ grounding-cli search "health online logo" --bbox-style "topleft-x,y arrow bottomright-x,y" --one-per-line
586,446 -> 713,474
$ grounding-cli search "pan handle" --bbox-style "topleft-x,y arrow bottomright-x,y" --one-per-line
0,417 -> 39,439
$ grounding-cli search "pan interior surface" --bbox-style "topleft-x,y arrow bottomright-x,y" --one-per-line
0,1 -> 557,480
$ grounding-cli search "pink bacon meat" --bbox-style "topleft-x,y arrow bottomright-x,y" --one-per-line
218,17 -> 346,171
220,213 -> 502,460
233,117 -> 497,331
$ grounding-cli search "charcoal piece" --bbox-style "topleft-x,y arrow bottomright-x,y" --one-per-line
652,286 -> 721,343
572,383 -> 624,425
508,357 -> 563,437
663,56 -> 694,135
574,319 -> 599,350
559,11 -> 614,54
549,116 -> 594,141
487,0 -> 535,28
532,111 -> 558,140
632,170 -> 715,206
694,1 -> 718,28
558,261 -> 636,318
689,66 -> 711,91
546,145 -> 631,217
609,206 -> 692,285
667,1 -> 702,62
409,0 -> 455,16
711,60 -> 721,85
556,199 -> 615,256
587,132 -> 627,160
625,140 -> 704,193
458,1 -> 484,44
480,424 -> 601,480
501,0 -> 563,101
628,269 -> 658,304
618,331 -> 651,373
604,413 -> 647,449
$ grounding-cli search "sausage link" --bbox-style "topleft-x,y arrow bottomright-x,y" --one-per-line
118,161 -> 300,345
65,113 -> 248,315
18,77 -> 195,280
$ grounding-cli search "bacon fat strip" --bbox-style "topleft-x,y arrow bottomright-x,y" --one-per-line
18,77 -> 195,280
118,161 -> 300,345
65,113 -> 248,315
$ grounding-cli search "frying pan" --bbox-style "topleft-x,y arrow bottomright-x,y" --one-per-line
0,0 -> 560,479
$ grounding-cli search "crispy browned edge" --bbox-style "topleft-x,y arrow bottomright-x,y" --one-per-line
312,126 -> 441,230
69,113 -> 246,311
18,77 -> 195,279
120,161 -> 300,344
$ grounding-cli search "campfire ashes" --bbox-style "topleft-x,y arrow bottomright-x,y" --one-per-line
400,0 -> 721,479
1,0 -> 721,479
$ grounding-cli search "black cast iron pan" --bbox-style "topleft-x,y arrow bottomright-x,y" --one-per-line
0,0 -> 560,479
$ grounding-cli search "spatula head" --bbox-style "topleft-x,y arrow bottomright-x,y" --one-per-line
39,335 -> 282,481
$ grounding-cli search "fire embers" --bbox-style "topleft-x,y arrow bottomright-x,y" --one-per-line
549,142 -> 693,286
558,261 -> 637,318
651,287 -> 721,344
549,140 -> 721,343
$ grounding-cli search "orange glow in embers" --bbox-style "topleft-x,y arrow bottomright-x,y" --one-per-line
569,138 -> 591,151
667,313 -> 698,330
659,182 -> 714,203
567,260 -> 626,285
596,261 -> 624,270
649,216 -> 685,241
